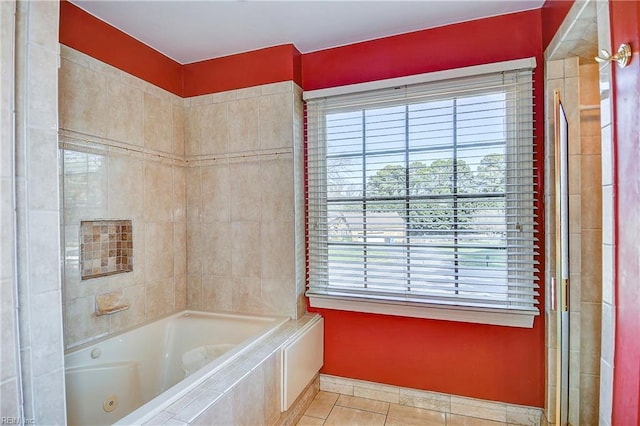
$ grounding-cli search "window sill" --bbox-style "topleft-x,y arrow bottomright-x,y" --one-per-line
308,294 -> 537,328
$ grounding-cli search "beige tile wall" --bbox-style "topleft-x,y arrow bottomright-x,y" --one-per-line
544,57 -> 603,424
545,2 -> 612,423
578,62 -> 602,423
184,81 -> 305,319
596,1 -> 614,424
59,47 -> 306,350
1,0 -> 22,419
544,57 -> 577,424
3,0 -> 67,423
59,46 -> 187,349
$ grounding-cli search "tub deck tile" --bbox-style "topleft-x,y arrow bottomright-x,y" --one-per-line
143,411 -> 174,425
162,419 -> 188,426
173,388 -> 223,423
166,387 -> 206,414
191,391 -> 233,426
107,314 -> 323,425
204,362 -> 251,394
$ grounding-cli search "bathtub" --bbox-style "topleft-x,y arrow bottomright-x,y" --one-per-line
64,310 -> 288,425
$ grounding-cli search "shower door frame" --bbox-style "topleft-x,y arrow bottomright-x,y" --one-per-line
553,89 -> 570,426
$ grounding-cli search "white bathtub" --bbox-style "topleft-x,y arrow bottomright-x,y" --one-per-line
64,310 -> 288,425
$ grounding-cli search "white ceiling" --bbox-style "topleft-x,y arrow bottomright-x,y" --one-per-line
70,0 -> 545,65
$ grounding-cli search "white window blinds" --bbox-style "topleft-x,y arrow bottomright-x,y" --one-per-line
305,61 -> 539,322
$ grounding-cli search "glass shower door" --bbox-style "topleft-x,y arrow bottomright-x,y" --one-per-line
553,89 -> 570,425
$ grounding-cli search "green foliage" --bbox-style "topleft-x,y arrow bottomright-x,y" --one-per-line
368,164 -> 407,197
476,154 -> 506,193
366,154 -> 505,232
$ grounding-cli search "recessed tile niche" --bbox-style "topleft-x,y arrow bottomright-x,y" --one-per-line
80,220 -> 133,280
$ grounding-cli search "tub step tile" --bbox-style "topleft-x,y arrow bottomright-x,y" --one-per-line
166,387 -> 206,414
173,389 -> 223,423
162,419 -> 188,426
143,411 -> 173,425
191,391 -> 233,426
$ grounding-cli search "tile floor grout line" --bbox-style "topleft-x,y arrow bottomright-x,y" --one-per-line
324,399 -> 338,424
303,413 -> 327,421
334,399 -> 391,416
299,391 -> 526,426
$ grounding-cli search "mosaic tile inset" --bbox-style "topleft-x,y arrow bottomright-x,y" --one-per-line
80,220 -> 133,280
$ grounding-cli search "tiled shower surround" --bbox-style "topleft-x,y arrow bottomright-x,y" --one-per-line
544,56 -> 603,426
1,2 -> 21,418
2,1 -> 66,422
184,82 -> 305,320
59,45 -> 305,349
59,45 -> 188,348
543,0 -> 608,421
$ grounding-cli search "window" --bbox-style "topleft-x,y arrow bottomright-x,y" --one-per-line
305,59 -> 539,327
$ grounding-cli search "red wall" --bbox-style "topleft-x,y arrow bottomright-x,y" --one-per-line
183,44 -> 302,97
60,1 -> 302,97
610,1 -> 640,423
321,310 -> 544,405
304,10 -> 546,408
303,10 -> 542,91
59,4 -> 547,408
59,0 -> 183,96
541,0 -> 575,50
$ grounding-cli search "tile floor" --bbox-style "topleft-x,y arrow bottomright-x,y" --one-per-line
296,391 -> 525,426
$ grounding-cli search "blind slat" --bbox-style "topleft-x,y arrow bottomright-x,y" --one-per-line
306,65 -> 538,313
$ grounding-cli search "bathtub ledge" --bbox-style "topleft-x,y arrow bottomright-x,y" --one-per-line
137,313 -> 322,425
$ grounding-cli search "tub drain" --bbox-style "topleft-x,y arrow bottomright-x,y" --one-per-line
103,395 -> 118,413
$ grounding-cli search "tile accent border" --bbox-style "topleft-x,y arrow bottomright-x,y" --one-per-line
59,126 -> 294,167
185,148 -> 293,167
319,374 -> 544,426
59,129 -> 186,167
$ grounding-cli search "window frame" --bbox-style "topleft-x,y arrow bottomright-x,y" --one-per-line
304,58 -> 539,328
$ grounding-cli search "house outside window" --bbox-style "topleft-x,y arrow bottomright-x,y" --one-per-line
305,59 -> 540,327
